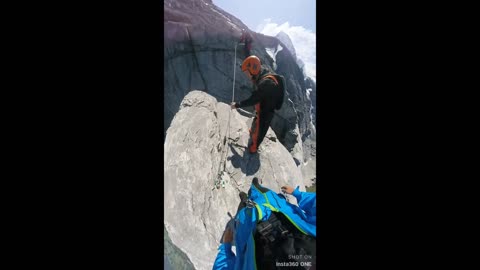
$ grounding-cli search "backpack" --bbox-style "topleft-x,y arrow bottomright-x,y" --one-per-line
254,211 -> 316,269
260,74 -> 285,110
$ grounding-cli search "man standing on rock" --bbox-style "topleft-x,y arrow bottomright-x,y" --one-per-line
230,55 -> 284,154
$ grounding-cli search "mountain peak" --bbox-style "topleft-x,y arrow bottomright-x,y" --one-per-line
275,31 -> 296,59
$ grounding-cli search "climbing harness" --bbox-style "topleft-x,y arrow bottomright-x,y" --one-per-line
245,199 -> 256,208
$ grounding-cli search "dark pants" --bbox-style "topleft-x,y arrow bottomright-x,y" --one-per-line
251,107 -> 275,150
257,110 -> 274,147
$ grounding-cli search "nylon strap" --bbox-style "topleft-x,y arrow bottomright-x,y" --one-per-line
259,74 -> 278,86
255,204 -> 263,221
261,203 -> 308,235
262,203 -> 279,212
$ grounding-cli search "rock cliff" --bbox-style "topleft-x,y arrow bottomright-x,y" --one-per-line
164,91 -> 306,270
164,0 -> 316,183
164,1 -> 317,268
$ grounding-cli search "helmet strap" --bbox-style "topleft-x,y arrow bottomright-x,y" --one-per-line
251,72 -> 259,81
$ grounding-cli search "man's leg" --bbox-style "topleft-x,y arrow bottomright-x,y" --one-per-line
235,191 -> 248,215
256,111 -> 274,148
249,105 -> 261,153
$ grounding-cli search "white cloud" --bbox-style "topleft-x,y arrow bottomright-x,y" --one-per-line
256,19 -> 316,82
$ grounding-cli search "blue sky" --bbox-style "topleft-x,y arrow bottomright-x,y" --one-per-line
212,0 -> 316,32
212,0 -> 316,81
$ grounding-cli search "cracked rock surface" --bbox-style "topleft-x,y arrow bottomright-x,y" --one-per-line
164,91 -> 305,270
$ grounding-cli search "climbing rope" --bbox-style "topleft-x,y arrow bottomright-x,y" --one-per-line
232,42 -> 237,105
213,42 -> 239,189
237,108 -> 255,117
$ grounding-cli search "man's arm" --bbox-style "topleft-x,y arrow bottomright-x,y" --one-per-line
234,78 -> 277,108
212,228 -> 236,270
234,91 -> 262,108
212,243 -> 236,270
291,186 -> 316,215
282,186 -> 316,217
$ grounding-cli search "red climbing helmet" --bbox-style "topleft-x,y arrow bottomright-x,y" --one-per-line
241,55 -> 261,76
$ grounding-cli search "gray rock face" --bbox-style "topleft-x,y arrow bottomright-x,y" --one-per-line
300,77 -> 316,185
164,91 -> 306,270
306,77 -> 316,128
164,224 -> 196,270
164,0 -> 316,182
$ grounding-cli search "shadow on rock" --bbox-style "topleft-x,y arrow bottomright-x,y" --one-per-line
245,154 -> 260,176
228,144 -> 244,170
227,142 -> 261,176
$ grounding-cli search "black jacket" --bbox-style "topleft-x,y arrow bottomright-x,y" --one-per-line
235,69 -> 283,113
